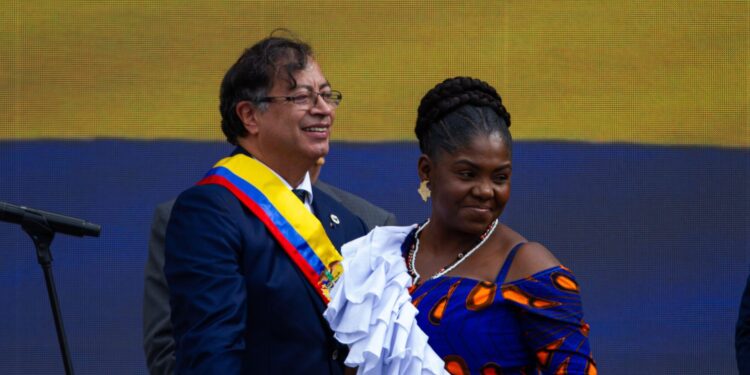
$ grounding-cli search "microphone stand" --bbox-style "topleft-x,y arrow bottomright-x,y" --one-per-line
21,211 -> 75,375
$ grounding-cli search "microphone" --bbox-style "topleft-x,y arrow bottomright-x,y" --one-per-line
0,201 -> 101,237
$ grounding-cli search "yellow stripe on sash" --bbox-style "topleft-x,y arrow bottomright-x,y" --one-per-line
205,154 -> 343,301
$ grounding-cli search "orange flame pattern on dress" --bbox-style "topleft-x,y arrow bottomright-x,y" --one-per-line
585,360 -> 598,375
581,321 -> 590,337
480,362 -> 503,375
502,285 -> 561,309
536,338 -> 563,368
444,355 -> 470,375
555,357 -> 570,374
428,280 -> 462,325
466,281 -> 497,311
551,272 -> 579,293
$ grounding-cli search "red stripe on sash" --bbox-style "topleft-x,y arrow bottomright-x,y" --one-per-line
199,174 -> 328,302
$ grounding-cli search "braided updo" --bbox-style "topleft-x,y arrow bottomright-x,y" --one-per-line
415,77 -> 512,159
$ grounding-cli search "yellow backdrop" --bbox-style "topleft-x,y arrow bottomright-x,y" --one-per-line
1,1 -> 747,147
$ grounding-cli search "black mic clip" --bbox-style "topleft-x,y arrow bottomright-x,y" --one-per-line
0,201 -> 101,238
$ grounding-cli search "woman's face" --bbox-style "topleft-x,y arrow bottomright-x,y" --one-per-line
419,132 -> 512,236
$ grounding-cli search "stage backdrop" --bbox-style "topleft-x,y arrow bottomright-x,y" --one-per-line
1,1 -> 747,374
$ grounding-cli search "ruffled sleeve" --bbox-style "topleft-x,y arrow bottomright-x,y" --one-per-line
501,266 -> 597,374
323,226 -> 449,375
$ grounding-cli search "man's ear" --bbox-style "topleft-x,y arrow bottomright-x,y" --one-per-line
236,101 -> 260,135
417,154 -> 431,181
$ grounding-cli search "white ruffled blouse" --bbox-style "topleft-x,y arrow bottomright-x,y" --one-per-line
323,225 -> 449,375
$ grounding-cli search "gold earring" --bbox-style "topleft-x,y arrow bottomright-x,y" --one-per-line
418,180 -> 431,202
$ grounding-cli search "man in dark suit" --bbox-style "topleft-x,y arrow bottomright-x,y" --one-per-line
144,182 -> 396,375
162,35 -> 382,374
737,274 -> 750,375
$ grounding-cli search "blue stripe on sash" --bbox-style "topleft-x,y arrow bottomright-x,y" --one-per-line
205,167 -> 326,274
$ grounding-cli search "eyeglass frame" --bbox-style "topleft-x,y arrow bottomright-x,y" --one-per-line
254,90 -> 343,108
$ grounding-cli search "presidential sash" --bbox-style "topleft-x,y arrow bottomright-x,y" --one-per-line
197,154 -> 342,303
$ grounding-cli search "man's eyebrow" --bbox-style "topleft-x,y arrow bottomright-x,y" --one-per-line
295,82 -> 331,91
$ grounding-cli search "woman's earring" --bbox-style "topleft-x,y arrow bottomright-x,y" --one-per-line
418,180 -> 431,202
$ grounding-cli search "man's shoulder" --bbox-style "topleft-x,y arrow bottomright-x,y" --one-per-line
155,199 -> 175,218
314,181 -> 396,229
167,184 -> 250,225
311,184 -> 363,221
174,183 -> 237,206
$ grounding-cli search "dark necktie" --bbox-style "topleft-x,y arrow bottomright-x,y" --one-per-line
292,189 -> 307,204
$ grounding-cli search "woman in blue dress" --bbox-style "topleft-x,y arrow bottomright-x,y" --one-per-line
326,77 -> 596,375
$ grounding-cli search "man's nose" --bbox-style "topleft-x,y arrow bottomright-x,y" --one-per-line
310,94 -> 334,115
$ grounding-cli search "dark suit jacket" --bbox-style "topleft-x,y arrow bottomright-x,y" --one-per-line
737,274 -> 750,375
161,175 -> 377,374
143,185 -> 395,374
313,181 -> 396,229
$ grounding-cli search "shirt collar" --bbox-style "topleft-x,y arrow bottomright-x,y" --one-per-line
232,147 -> 314,206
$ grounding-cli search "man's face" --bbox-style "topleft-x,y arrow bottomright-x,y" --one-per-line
254,60 -> 335,166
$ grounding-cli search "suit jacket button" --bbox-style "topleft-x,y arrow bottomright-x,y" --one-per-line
332,349 -> 339,360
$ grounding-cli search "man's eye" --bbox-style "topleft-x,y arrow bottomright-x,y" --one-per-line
292,94 -> 311,104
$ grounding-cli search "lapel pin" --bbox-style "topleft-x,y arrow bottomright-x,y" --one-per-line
330,214 -> 340,225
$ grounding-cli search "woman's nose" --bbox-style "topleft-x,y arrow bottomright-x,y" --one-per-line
472,180 -> 493,199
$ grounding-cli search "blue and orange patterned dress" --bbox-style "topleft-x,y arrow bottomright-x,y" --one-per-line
403,235 -> 597,375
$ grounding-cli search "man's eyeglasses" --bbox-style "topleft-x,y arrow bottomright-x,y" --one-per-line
256,90 -> 343,108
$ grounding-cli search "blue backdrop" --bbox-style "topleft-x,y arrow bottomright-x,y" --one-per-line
0,140 -> 747,374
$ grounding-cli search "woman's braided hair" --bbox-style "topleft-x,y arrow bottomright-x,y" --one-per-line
415,77 -> 512,158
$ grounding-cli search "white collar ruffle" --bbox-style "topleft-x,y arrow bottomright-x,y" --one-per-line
324,225 -> 448,374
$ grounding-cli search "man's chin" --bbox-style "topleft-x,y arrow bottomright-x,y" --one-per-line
308,145 -> 329,161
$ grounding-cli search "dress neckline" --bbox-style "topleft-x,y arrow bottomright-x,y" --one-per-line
402,226 -> 533,287
414,264 -> 565,290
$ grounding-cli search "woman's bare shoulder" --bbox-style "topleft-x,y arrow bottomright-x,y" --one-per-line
503,241 -> 560,283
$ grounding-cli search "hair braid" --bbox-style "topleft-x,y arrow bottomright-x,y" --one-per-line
415,77 -> 512,157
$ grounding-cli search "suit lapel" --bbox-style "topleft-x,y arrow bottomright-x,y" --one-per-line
284,200 -> 333,324
312,194 -> 345,253
303,194 -> 349,312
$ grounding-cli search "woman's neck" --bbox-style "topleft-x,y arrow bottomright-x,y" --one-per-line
419,217 -> 484,258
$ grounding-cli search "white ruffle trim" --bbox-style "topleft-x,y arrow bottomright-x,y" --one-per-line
324,225 -> 448,375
